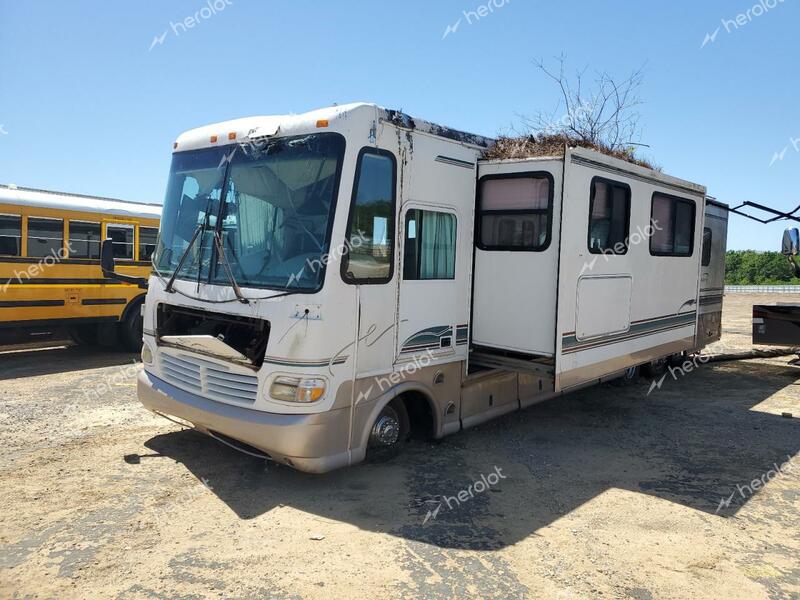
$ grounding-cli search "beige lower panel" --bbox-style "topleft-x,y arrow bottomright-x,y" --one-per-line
560,337 -> 694,391
350,361 -> 464,452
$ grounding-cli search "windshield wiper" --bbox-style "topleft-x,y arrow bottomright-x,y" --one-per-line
213,231 -> 250,304
164,223 -> 205,294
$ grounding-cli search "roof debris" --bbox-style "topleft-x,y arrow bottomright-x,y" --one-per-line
482,134 -> 659,171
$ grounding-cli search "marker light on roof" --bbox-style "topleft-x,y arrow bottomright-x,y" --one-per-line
210,135 -> 218,143
228,132 -> 237,140
173,142 -> 178,150
316,119 -> 329,128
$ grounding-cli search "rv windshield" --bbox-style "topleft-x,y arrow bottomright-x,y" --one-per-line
155,133 -> 346,292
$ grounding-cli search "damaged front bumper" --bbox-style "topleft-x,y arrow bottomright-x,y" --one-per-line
137,370 -> 352,474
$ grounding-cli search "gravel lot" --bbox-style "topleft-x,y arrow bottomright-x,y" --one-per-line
1,294 -> 798,599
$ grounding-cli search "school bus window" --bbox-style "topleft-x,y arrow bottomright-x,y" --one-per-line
0,214 -> 22,256
107,224 -> 134,260
69,221 -> 101,259
28,217 -> 64,258
139,227 -> 159,262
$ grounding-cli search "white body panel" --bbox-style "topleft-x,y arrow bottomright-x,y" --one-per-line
555,148 -> 706,391
472,158 -> 562,356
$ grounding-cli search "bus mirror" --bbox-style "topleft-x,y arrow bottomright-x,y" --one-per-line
99,238 -> 149,289
782,229 -> 799,256
101,239 -> 116,276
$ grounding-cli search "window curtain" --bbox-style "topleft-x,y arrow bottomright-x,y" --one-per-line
420,211 -> 456,279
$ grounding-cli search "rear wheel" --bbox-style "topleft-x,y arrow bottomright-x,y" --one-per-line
643,358 -> 669,378
668,352 -> 687,367
613,366 -> 640,386
120,302 -> 144,353
69,324 -> 99,347
367,399 -> 410,463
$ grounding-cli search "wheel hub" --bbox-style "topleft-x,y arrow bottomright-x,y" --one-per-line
370,413 -> 400,447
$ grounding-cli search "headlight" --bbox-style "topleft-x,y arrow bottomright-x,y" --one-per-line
141,343 -> 154,365
269,376 -> 326,403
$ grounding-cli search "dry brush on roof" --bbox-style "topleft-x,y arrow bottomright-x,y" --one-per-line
482,133 -> 659,171
487,56 -> 660,171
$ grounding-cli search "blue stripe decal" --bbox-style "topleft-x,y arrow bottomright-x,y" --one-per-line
562,312 -> 696,354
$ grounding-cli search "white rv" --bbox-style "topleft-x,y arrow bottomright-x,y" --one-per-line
107,103 -> 728,473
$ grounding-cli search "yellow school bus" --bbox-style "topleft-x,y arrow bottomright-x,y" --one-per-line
0,184 -> 161,350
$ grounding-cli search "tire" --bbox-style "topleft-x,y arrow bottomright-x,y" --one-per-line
643,358 -> 669,378
366,399 -> 410,463
120,301 -> 144,353
612,365 -> 640,387
69,324 -> 99,347
668,352 -> 687,367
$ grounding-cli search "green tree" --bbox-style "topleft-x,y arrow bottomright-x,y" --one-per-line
725,250 -> 800,285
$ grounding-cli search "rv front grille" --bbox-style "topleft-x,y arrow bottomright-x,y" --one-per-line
160,352 -> 259,405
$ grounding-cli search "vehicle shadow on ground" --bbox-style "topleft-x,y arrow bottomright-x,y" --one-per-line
143,359 -> 800,551
0,345 -> 138,380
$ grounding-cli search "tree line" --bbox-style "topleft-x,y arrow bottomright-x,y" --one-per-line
725,251 -> 800,285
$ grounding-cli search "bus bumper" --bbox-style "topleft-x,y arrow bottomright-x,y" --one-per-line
137,370 -> 353,474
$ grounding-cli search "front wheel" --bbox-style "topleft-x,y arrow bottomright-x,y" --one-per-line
367,399 -> 410,463
119,302 -> 144,353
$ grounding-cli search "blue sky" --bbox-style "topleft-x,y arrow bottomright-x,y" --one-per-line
0,0 -> 797,251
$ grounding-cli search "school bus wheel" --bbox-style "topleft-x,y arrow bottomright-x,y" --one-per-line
69,325 -> 99,347
119,298 -> 145,353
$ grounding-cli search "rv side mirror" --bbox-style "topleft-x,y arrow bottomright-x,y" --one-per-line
100,238 -> 116,276
782,228 -> 799,256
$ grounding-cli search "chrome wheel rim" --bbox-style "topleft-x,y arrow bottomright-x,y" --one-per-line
370,408 -> 401,448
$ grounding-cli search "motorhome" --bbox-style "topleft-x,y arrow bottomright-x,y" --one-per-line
106,103 -> 728,473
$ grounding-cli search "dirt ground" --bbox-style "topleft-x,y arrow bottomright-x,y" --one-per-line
0,294 -> 798,600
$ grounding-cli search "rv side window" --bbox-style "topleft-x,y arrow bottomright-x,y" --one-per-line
0,215 -> 22,256
701,228 -> 713,267
107,224 -> 135,260
477,173 -> 553,251
68,221 -> 101,259
27,217 -> 64,258
650,193 -> 696,257
403,209 -> 456,280
342,148 -> 396,284
588,178 -> 631,254
139,227 -> 159,261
